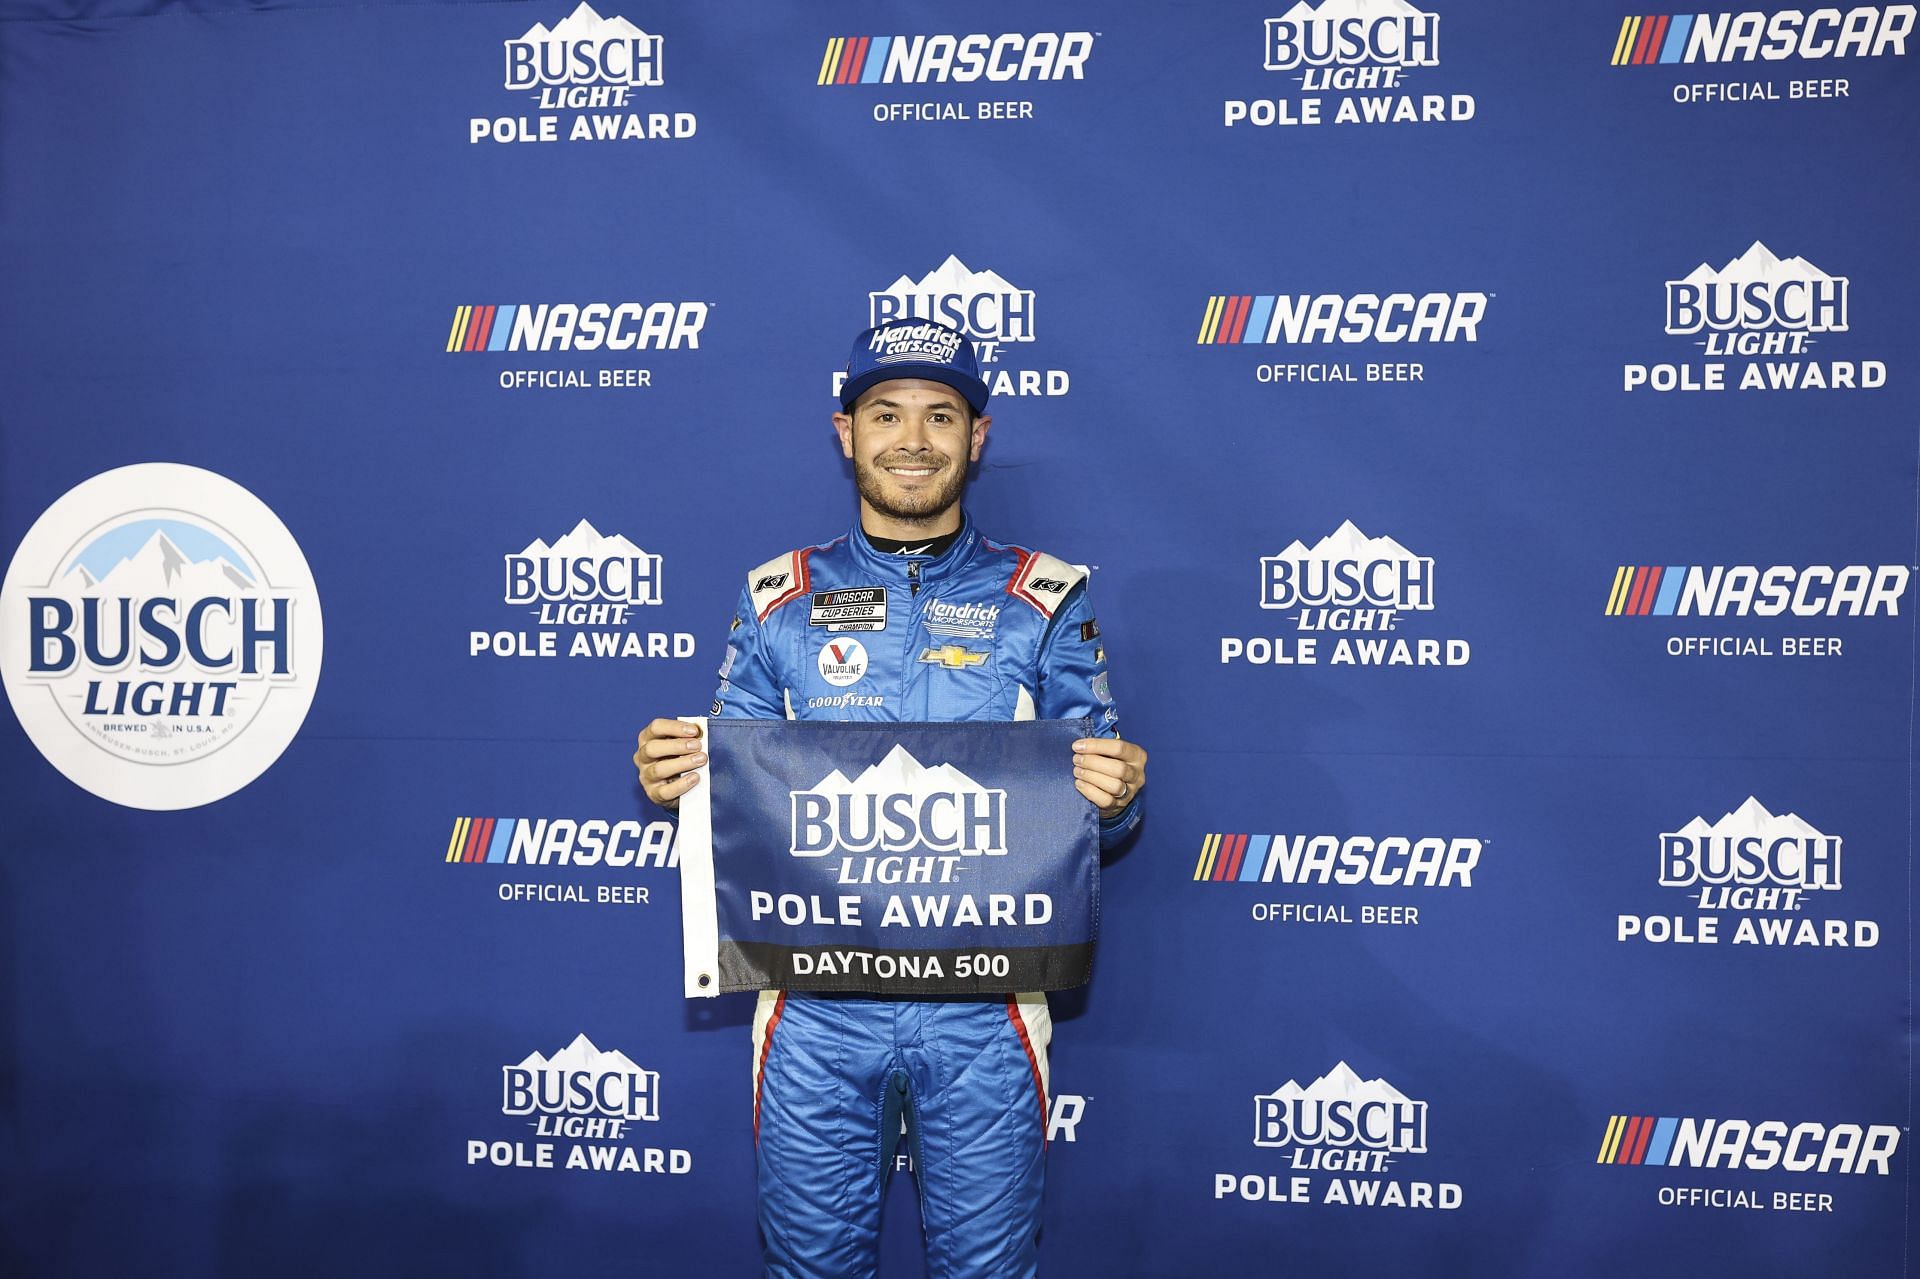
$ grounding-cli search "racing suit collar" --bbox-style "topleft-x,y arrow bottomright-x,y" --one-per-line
849,510 -> 981,586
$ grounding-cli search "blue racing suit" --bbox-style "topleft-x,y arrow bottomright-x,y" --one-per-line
709,512 -> 1139,1279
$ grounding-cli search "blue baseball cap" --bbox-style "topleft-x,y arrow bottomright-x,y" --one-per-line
840,318 -> 990,415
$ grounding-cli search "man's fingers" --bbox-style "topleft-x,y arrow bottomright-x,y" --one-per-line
641,734 -> 704,759
1073,754 -> 1129,781
1073,778 -> 1111,808
646,717 -> 701,738
645,753 -> 706,784
1072,736 -> 1127,758
1073,764 -> 1127,798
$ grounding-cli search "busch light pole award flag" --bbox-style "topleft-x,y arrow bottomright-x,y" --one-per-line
677,718 -> 1098,997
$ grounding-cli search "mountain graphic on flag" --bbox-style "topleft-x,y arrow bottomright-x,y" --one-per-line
807,744 -> 991,799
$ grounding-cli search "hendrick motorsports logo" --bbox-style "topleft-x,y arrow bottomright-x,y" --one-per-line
832,257 -> 1069,400
1216,1063 -> 1462,1209
1198,293 -> 1488,387
1220,522 -> 1470,667
1,463 -> 323,810
473,2 -> 696,144
1605,559 -> 1910,658
473,520 -> 695,660
1597,1108 -> 1898,1213
443,814 -> 678,909
446,303 -> 709,393
1226,0 -> 1475,129
1616,797 -> 1876,949
816,31 -> 1095,125
1609,6 -> 1912,105
468,1034 -> 692,1175
1624,242 -> 1884,393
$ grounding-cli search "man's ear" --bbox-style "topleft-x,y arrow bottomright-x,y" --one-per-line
833,412 -> 854,459
969,414 -> 992,462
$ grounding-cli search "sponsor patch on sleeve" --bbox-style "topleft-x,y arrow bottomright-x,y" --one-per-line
1080,619 -> 1100,642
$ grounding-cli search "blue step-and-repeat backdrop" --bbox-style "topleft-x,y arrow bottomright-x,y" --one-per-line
1,1 -> 1914,1274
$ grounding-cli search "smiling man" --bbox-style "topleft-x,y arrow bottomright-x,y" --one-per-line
634,316 -> 1146,1279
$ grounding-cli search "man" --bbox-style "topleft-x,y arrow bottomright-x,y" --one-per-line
634,316 -> 1147,1279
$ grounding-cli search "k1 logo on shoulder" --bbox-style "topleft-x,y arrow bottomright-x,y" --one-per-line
1224,1 -> 1476,130
829,256 -> 1070,400
1623,242 -> 1886,393
816,30 -> 1095,125
473,2 -> 696,144
471,520 -> 696,660
1221,522 -> 1470,667
1,463 -> 323,810
1215,1063 -> 1463,1210
467,1034 -> 693,1176
1199,291 -> 1488,387
1609,7 -> 1911,105
1605,560 -> 1910,658
1597,1107 -> 1899,1214
677,719 -> 1097,997
443,814 -> 678,910
445,301 -> 709,393
1616,797 -> 1877,949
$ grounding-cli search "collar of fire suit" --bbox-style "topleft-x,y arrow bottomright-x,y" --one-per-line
847,510 -> 981,585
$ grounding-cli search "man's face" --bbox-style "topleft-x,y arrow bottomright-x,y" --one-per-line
833,379 -> 991,526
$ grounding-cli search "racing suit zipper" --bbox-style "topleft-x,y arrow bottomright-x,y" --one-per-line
908,561 -> 920,597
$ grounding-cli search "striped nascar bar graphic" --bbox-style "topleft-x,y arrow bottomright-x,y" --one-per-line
1606,566 -> 1687,616
817,36 -> 894,85
444,305 -> 519,353
1197,295 -> 1279,345
1598,1115 -> 1680,1166
444,816 -> 518,864
1610,15 -> 1696,64
1194,833 -> 1272,882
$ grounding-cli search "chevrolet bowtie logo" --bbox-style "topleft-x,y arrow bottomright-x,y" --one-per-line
918,645 -> 988,669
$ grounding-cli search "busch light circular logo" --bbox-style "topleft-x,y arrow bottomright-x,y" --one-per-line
0,464 -> 324,810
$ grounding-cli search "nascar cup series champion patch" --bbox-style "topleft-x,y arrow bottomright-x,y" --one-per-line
677,719 -> 1098,996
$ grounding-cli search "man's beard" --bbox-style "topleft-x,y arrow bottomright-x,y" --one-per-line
852,451 -> 970,527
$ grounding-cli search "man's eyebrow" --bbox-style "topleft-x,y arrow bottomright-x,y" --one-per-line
863,397 -> 962,412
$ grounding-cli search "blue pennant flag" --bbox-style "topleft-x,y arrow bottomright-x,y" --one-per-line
678,718 -> 1099,996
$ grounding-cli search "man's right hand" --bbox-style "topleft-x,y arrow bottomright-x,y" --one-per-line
633,717 -> 706,811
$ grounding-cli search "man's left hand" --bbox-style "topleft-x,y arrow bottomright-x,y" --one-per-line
1072,736 -> 1147,819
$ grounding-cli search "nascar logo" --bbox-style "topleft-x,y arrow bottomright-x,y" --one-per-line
1609,7 -> 1915,64
446,303 -> 708,352
1198,293 -> 1487,344
1598,1114 -> 1899,1175
817,32 -> 1094,85
1605,564 -> 1910,617
444,817 -> 677,866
